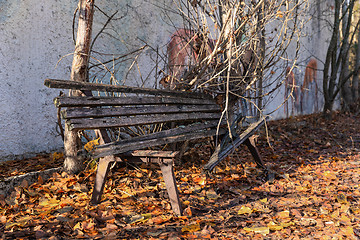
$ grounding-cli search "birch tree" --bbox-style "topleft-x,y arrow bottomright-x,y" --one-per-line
322,0 -> 360,116
64,0 -> 95,174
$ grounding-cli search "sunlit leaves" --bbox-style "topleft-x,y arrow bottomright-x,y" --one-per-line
1,112 -> 360,238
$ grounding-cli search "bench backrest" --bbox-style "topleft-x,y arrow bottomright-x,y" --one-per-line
45,79 -> 221,131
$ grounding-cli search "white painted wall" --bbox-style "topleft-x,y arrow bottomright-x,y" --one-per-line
0,0 -> 180,161
0,0 -> 76,161
265,0 -> 334,119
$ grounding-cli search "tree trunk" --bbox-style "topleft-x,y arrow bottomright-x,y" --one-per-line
353,25 -> 360,105
340,0 -> 352,111
64,0 -> 95,174
322,0 -> 341,117
256,2 -> 265,118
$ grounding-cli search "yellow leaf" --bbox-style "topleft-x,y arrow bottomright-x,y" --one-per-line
5,216 -> 32,229
340,204 -> 350,213
260,198 -> 268,203
39,197 -> 60,209
281,222 -> 295,228
141,213 -> 152,221
84,138 -> 100,152
129,213 -> 152,224
181,223 -> 201,233
243,226 -> 269,236
238,206 -> 253,215
276,210 -> 290,219
52,152 -> 64,161
268,221 -> 283,231
73,222 -> 83,231
343,226 -> 354,236
324,171 -> 336,180
192,175 -> 206,186
339,214 -> 351,225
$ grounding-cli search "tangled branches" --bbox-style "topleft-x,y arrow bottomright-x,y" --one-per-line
162,0 -> 309,119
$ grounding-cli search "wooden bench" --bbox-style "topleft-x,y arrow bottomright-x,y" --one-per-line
44,78 -> 267,216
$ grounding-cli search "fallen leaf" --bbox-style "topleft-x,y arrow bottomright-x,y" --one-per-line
336,193 -> 348,204
183,206 -> 193,217
238,206 -> 253,215
206,189 -> 220,200
182,223 -> 201,233
243,226 -> 269,236
52,152 -> 64,161
259,198 -> 268,203
276,210 -> 290,219
84,138 -> 100,152
268,221 -> 283,231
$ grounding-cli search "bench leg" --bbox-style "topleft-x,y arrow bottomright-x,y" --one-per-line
159,159 -> 182,216
90,156 -> 114,205
243,136 -> 266,170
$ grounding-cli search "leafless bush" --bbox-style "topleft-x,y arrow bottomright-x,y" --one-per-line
72,0 -> 310,140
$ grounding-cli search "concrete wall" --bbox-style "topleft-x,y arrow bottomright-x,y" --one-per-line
265,0 -> 334,119
0,0 -> 76,161
0,0 -> 178,161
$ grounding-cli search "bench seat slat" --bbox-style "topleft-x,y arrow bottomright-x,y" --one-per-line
204,118 -> 266,171
62,104 -> 221,119
68,112 -> 222,130
120,150 -> 179,158
98,120 -> 222,149
94,128 -> 226,158
55,96 -> 216,107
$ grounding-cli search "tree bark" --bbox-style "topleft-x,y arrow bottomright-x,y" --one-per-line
322,0 -> 341,117
63,0 -> 95,174
340,0 -> 352,111
256,2 -> 265,118
354,24 -> 360,105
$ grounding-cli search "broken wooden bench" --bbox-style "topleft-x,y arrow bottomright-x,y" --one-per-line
44,78 -> 267,215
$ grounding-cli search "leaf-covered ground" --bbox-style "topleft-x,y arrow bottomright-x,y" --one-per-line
1,112 -> 360,239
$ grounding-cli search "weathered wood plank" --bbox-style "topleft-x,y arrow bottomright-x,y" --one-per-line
204,118 -> 266,171
45,79 -> 212,99
68,112 -> 222,130
120,150 -> 179,158
94,128 -> 226,158
159,161 -> 182,215
54,96 -> 216,107
62,104 -> 221,119
98,120 -> 222,149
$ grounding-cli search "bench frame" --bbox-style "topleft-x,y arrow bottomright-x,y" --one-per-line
45,78 -> 267,216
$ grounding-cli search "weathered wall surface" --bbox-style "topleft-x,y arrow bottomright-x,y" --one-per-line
265,0 -> 334,119
0,0 -> 178,161
0,0 -> 76,161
